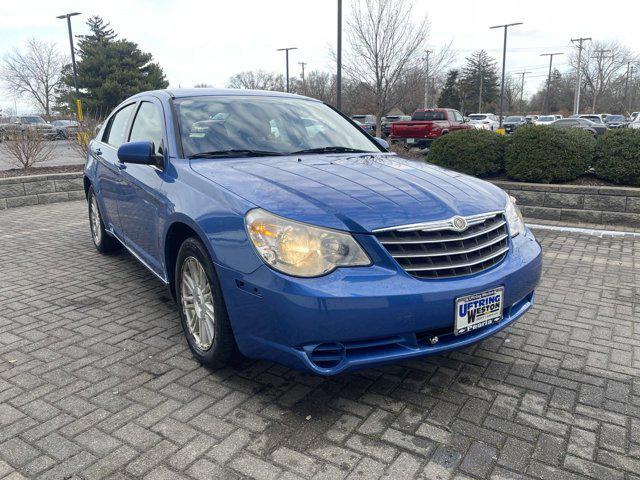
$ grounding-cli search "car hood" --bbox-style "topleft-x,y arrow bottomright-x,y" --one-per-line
190,153 -> 507,233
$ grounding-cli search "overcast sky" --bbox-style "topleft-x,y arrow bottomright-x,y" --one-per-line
1,0 -> 639,113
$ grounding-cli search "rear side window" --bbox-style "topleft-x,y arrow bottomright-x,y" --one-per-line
129,102 -> 164,156
103,103 -> 135,148
412,111 -> 446,121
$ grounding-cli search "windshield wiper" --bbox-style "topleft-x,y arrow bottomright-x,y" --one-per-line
188,149 -> 284,159
289,146 -> 371,155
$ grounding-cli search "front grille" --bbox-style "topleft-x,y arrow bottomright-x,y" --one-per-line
374,212 -> 509,279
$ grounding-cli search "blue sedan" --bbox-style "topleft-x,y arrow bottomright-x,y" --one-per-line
84,89 -> 542,375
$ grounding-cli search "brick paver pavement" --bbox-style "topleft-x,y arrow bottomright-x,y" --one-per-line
1,201 -> 639,480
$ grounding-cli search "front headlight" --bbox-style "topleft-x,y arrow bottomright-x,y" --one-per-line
245,209 -> 371,277
504,194 -> 525,237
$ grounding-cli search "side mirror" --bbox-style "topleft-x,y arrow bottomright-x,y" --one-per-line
117,140 -> 162,167
374,137 -> 389,150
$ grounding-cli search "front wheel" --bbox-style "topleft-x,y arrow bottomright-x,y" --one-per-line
88,186 -> 120,253
176,237 -> 239,369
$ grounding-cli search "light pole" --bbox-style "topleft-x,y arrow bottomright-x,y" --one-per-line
490,22 -> 522,128
337,0 -> 342,110
57,12 -> 82,120
277,47 -> 298,93
514,71 -> 531,115
541,53 -> 563,114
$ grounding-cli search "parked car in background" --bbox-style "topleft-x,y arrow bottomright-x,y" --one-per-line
503,116 -> 527,133
551,117 -> 608,137
604,115 -> 627,129
381,115 -> 411,137
629,115 -> 640,129
351,114 -> 376,135
390,108 -> 470,148
84,88 -> 541,375
51,119 -> 80,139
535,115 -> 556,126
467,113 -> 499,131
630,112 -> 640,121
578,114 -> 606,125
353,119 -> 375,135
0,115 -> 56,140
525,115 -> 539,124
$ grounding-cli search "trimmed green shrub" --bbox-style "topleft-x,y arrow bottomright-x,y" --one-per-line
427,129 -> 505,177
593,129 -> 640,186
504,125 -> 595,183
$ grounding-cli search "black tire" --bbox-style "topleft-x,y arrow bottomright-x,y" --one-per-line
175,237 -> 239,369
88,186 -> 121,254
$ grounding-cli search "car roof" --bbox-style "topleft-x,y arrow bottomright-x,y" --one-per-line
129,88 -> 319,102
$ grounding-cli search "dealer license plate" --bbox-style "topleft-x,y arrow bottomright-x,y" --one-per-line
455,287 -> 504,335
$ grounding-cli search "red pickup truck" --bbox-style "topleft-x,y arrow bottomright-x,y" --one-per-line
390,108 -> 471,148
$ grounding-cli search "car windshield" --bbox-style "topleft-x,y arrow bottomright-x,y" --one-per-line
606,115 -> 624,122
505,116 -> 523,122
468,115 -> 487,121
538,116 -> 555,122
21,116 -> 45,124
174,96 -> 380,158
412,111 -> 446,121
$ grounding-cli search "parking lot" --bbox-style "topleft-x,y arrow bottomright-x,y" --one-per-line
0,201 -> 639,480
0,141 -> 84,171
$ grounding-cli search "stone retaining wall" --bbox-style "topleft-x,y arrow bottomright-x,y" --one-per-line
2,173 -> 640,228
493,180 -> 640,227
0,173 -> 85,210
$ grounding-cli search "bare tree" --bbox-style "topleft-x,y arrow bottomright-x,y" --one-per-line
569,40 -> 636,113
344,0 -> 428,135
227,70 -> 284,91
1,39 -> 66,117
0,131 -> 55,169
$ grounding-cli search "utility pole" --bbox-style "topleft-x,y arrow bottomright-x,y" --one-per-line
571,37 -> 591,115
629,65 -> 635,113
423,50 -> 433,109
56,12 -> 82,120
478,66 -> 483,113
591,49 -> 611,113
336,0 -> 342,110
541,53 -> 563,115
298,61 -> 307,91
277,47 -> 298,93
514,71 -> 531,115
490,22 -> 523,127
623,61 -> 632,114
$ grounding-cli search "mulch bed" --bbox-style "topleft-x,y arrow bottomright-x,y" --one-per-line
0,164 -> 84,179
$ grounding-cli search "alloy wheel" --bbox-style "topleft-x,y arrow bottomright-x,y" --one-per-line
181,256 -> 216,350
90,196 -> 102,246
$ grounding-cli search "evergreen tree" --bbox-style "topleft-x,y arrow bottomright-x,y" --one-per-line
438,69 -> 461,109
459,50 -> 500,113
60,16 -> 168,114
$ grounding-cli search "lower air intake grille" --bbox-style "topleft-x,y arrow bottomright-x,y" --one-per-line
374,212 -> 509,279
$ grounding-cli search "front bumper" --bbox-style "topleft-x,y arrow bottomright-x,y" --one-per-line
217,228 -> 542,375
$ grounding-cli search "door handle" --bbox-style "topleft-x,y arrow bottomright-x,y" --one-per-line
93,148 -> 102,156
